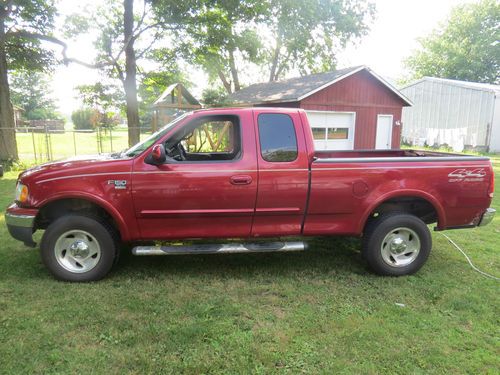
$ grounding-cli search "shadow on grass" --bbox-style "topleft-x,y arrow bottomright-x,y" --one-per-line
1,235 -> 372,282
111,236 -> 367,280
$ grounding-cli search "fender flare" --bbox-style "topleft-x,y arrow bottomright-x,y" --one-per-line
358,189 -> 446,233
36,192 -> 131,241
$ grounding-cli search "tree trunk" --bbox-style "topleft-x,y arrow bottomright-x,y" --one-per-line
269,39 -> 281,82
123,0 -> 140,147
218,70 -> 232,94
0,16 -> 18,161
228,49 -> 240,92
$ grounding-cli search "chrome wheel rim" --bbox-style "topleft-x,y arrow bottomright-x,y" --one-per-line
54,230 -> 101,273
380,227 -> 420,267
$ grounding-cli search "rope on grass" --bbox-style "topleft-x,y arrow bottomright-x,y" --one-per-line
440,233 -> 500,281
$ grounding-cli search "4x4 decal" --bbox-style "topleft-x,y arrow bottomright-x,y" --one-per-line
448,168 -> 486,182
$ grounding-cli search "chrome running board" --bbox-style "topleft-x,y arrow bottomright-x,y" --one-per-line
132,241 -> 307,256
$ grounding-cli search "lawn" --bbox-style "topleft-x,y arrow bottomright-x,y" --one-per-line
0,157 -> 498,374
15,127 -> 151,162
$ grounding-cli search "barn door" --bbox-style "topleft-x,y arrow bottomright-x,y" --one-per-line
307,111 -> 355,150
376,115 -> 393,149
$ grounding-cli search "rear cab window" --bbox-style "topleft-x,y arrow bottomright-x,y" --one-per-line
257,113 -> 298,162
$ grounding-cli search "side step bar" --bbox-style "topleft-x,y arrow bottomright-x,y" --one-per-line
132,241 -> 307,256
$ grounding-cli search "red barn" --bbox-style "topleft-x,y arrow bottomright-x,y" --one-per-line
230,66 -> 412,150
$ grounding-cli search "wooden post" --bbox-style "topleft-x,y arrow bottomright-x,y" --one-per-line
31,129 -> 37,163
177,84 -> 182,108
110,127 -> 113,152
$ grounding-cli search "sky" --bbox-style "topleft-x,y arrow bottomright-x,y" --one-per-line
50,0 -> 476,115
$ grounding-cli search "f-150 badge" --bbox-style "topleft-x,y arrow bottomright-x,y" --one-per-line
108,180 -> 127,189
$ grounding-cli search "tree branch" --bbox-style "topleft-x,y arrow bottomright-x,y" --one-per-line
0,0 -> 14,19
6,30 -> 112,68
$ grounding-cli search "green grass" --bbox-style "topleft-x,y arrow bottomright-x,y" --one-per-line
15,127 -> 151,162
0,157 -> 499,374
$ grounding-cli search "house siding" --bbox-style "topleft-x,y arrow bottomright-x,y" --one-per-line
299,70 -> 405,148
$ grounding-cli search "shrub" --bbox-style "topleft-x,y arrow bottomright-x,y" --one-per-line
71,108 -> 95,130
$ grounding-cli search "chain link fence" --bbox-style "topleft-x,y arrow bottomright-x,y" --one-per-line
5,126 -> 152,163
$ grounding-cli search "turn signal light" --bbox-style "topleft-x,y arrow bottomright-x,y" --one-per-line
15,183 -> 29,203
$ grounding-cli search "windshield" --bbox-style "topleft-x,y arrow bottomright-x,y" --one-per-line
124,113 -> 189,157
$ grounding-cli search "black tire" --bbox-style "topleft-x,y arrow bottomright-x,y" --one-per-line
362,213 -> 431,276
40,215 -> 118,282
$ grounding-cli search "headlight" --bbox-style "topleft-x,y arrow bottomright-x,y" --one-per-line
15,182 -> 29,203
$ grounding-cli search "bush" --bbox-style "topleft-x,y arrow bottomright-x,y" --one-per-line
71,108 -> 95,130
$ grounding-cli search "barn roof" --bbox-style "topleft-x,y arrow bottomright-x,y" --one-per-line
230,66 -> 412,106
403,77 -> 500,94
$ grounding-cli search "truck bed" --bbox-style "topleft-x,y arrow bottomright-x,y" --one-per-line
313,149 -> 489,162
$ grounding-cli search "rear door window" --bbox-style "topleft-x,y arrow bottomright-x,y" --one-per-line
258,114 -> 298,162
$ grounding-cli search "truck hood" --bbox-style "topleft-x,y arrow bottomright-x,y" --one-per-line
19,154 -> 133,183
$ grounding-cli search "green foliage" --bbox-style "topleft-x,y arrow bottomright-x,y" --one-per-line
201,86 -> 231,107
75,83 -> 123,129
265,0 -> 375,79
71,108 -> 95,130
3,0 -> 58,72
76,82 -> 124,112
405,0 -> 500,84
152,0 -> 375,91
154,0 -> 267,92
9,70 -> 60,120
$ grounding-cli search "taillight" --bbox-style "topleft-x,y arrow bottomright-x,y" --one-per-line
489,169 -> 495,198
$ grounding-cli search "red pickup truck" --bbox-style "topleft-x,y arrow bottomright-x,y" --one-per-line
6,108 -> 495,281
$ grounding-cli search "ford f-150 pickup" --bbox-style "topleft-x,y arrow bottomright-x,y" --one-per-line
5,107 -> 496,281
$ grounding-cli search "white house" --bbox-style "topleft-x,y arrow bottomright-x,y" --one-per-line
401,77 -> 500,152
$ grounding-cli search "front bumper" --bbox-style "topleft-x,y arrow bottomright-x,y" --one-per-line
478,208 -> 496,227
5,204 -> 38,247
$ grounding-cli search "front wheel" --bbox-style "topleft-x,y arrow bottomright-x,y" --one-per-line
362,213 -> 432,276
40,215 -> 118,282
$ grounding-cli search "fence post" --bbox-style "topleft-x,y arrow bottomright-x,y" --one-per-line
44,125 -> 50,161
73,130 -> 77,156
31,129 -> 37,163
96,126 -> 100,154
110,127 -> 113,152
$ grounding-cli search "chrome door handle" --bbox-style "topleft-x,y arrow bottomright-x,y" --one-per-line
230,175 -> 252,185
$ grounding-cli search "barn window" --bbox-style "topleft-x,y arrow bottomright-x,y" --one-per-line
311,128 -> 326,140
327,128 -> 349,140
312,127 -> 349,140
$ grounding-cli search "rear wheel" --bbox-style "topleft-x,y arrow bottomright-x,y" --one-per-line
362,213 -> 431,276
40,215 -> 118,282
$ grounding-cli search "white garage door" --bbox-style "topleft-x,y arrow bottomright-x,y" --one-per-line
306,111 -> 356,150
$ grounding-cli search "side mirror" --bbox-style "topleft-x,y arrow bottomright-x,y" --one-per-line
146,144 -> 167,165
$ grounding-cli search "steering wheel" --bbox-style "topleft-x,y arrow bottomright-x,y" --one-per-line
175,142 -> 187,161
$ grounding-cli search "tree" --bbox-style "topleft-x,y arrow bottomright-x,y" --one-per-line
152,0 -> 375,93
75,82 -> 123,131
0,0 -> 58,161
10,70 -> 59,120
66,0 -> 174,146
266,0 -> 375,81
201,86 -> 231,107
405,0 -> 500,84
152,0 -> 265,94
